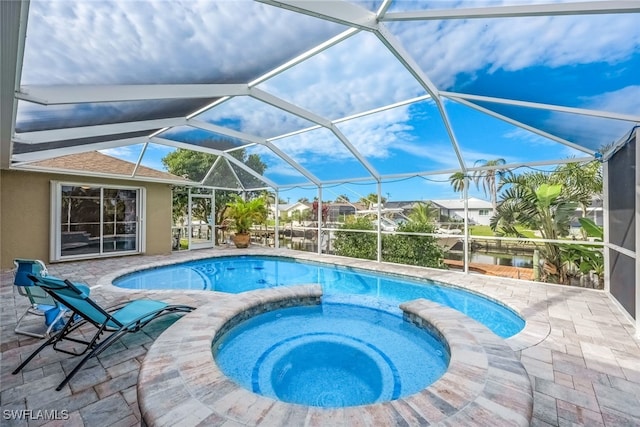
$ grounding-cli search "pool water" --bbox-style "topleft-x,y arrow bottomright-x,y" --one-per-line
212,302 -> 449,408
115,255 -> 525,338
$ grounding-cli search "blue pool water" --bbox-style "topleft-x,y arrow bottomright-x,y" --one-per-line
212,302 -> 449,408
114,255 -> 525,338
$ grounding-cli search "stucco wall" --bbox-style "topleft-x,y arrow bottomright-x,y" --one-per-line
446,208 -> 491,226
1,169 -> 172,270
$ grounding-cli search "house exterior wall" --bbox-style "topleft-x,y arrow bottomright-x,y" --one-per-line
444,208 -> 492,226
0,169 -> 172,270
273,204 -> 310,219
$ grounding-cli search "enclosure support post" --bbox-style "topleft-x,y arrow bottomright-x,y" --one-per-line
212,189 -> 216,246
317,186 -> 322,255
274,189 -> 280,248
635,128 -> 640,337
603,161 -> 610,294
377,181 -> 382,263
187,187 -> 192,250
463,176 -> 470,274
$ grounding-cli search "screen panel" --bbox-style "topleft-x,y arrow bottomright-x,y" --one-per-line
195,96 -> 316,140
15,99 -> 215,133
607,133 -> 636,319
22,1 -> 346,86
257,31 -> 428,121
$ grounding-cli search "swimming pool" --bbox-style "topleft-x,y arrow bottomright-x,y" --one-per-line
114,255 -> 524,338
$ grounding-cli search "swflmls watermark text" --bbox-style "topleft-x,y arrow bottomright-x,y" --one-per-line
3,409 -> 69,421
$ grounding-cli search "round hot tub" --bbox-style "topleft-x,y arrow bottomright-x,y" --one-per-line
212,301 -> 449,408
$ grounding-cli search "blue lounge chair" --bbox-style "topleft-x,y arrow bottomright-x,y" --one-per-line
13,259 -> 92,338
12,274 -> 194,391
13,259 -> 68,338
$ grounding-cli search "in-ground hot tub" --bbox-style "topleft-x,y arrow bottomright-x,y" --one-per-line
137,285 -> 533,426
212,300 -> 449,408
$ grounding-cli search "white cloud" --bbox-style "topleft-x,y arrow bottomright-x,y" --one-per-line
502,128 -> 556,146
100,143 -> 175,171
389,11 -> 640,88
197,97 -> 314,138
258,31 -> 427,119
99,146 -> 141,160
544,85 -> 640,151
244,145 -> 308,179
23,1 -> 343,85
581,85 -> 640,116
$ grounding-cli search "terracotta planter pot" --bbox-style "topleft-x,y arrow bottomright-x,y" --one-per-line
233,233 -> 251,248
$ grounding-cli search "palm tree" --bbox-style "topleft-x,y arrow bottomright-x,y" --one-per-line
491,173 -> 577,283
359,193 -> 386,209
449,171 -> 468,195
472,159 -> 511,215
408,202 -> 439,224
552,161 -> 602,219
259,190 -> 276,211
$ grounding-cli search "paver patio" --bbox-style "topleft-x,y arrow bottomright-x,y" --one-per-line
1,247 -> 639,426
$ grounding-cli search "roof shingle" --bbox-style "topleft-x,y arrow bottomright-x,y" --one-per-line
31,151 -> 188,181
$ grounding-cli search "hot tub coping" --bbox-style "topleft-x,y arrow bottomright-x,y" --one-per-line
138,285 -> 533,426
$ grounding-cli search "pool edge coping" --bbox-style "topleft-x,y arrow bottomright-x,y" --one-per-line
137,285 -> 533,426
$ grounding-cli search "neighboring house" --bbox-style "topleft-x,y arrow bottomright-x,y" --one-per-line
573,197 -> 603,226
431,197 -> 494,226
384,200 -> 424,211
271,202 -> 360,224
355,199 -> 493,226
0,151 -> 190,269
325,203 -> 359,223
270,202 -> 310,220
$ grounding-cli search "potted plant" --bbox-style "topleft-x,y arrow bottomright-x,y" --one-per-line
225,195 -> 268,248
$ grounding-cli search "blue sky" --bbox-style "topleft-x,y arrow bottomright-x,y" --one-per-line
16,1 -> 640,203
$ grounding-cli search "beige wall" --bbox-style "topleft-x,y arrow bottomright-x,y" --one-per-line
1,169 -> 172,270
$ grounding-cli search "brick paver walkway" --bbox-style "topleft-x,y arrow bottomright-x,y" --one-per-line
1,248 -> 639,426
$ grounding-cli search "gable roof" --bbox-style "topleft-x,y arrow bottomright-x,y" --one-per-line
431,197 -> 493,210
30,151 -> 189,182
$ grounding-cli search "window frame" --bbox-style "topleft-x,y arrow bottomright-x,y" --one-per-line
50,181 -> 146,262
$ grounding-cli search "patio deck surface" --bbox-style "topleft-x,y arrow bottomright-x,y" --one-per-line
1,247 -> 639,426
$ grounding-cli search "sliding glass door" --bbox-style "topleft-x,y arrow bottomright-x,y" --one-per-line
54,183 -> 142,260
102,189 -> 138,253
189,193 -> 214,249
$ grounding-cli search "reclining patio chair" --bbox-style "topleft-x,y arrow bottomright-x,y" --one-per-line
13,274 -> 194,391
13,259 -> 69,338
13,259 -> 92,338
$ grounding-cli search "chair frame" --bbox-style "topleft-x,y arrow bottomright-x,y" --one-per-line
13,259 -> 66,338
13,274 -> 194,391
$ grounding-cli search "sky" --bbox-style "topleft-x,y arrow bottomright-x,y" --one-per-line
15,0 -> 640,203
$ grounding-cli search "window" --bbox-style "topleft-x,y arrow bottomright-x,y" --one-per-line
51,182 -> 144,261
479,209 -> 490,216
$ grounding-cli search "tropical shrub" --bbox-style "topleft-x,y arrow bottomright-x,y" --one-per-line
491,176 -> 577,283
225,195 -> 268,234
333,216 -> 445,268
382,221 -> 445,268
560,218 -> 604,288
333,217 -> 377,260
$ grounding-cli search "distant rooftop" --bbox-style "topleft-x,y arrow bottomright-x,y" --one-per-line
431,198 -> 492,210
